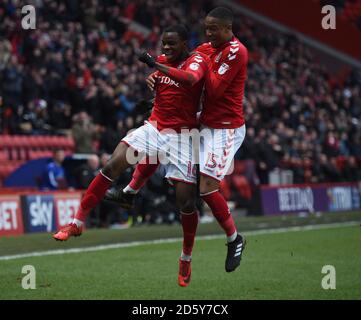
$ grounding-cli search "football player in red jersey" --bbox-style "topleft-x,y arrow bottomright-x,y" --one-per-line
107,7 -> 247,273
53,25 -> 209,287
195,7 -> 248,273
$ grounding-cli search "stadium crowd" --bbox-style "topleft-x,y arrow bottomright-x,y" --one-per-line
1,0 -> 361,214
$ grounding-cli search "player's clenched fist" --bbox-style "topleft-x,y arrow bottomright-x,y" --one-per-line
138,51 -> 156,67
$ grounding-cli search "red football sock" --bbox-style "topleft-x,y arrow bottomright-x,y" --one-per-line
201,191 -> 236,237
129,159 -> 159,190
75,172 -> 113,222
181,211 -> 199,256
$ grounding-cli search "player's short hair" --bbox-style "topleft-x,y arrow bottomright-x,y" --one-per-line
163,24 -> 189,41
207,6 -> 234,24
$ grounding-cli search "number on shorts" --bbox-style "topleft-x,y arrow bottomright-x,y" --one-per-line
205,153 -> 218,169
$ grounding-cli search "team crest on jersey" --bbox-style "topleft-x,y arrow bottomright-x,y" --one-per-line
189,62 -> 200,70
218,63 -> 230,75
215,52 -> 222,63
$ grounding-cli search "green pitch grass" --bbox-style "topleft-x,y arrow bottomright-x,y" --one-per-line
0,212 -> 360,299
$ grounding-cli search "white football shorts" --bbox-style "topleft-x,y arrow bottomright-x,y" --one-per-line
122,121 -> 197,184
199,125 -> 246,181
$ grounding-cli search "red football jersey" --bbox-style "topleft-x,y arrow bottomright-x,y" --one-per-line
148,53 -> 208,132
196,36 -> 248,128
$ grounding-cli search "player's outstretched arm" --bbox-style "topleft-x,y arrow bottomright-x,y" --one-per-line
138,52 -> 204,86
155,63 -> 200,86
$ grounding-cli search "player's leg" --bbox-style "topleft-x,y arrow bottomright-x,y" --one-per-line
200,176 -> 238,241
199,126 -> 246,272
163,130 -> 198,286
104,156 -> 160,209
53,122 -> 160,241
53,141 -> 135,241
125,159 -> 160,193
173,180 -> 198,287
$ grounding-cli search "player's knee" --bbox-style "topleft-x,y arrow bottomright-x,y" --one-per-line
199,177 -> 219,194
102,145 -> 130,179
177,195 -> 196,213
102,159 -> 122,180
180,202 -> 196,214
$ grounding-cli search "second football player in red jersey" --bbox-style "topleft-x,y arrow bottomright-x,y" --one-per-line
196,7 -> 248,273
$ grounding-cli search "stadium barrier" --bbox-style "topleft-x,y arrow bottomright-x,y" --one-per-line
260,182 -> 361,215
2,183 -> 361,236
0,191 -> 82,237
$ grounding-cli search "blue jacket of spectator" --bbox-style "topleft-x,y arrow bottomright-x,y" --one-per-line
41,161 -> 65,190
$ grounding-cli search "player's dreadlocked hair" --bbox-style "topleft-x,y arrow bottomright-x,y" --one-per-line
207,6 -> 234,24
163,24 -> 189,41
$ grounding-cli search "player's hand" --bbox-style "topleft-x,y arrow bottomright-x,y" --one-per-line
138,51 -> 156,68
146,73 -> 157,92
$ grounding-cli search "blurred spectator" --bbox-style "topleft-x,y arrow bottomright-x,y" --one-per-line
71,111 -> 99,153
20,99 -> 52,134
2,56 -> 23,108
313,153 -> 342,182
324,131 -> 340,157
74,154 -> 99,189
255,133 -> 284,184
99,152 -> 111,168
40,149 -> 67,190
0,38 -> 12,71
349,132 -> 361,156
48,101 -> 72,132
98,120 -> 126,154
342,156 -> 361,182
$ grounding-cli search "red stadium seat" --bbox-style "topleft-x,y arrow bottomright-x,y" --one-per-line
45,136 -> 55,148
11,136 -> 22,148
24,136 -> 36,149
28,150 -> 53,160
49,136 -> 57,149
36,136 -> 45,147
0,151 -> 8,161
219,178 -> 232,200
18,148 -> 28,160
0,135 -> 74,162
233,160 -> 246,175
0,135 -> 12,147
52,136 -> 65,148
336,156 -> 347,171
231,175 -> 252,200
0,163 -> 18,179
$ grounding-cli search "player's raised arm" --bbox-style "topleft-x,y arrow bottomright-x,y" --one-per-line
138,51 -> 207,86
